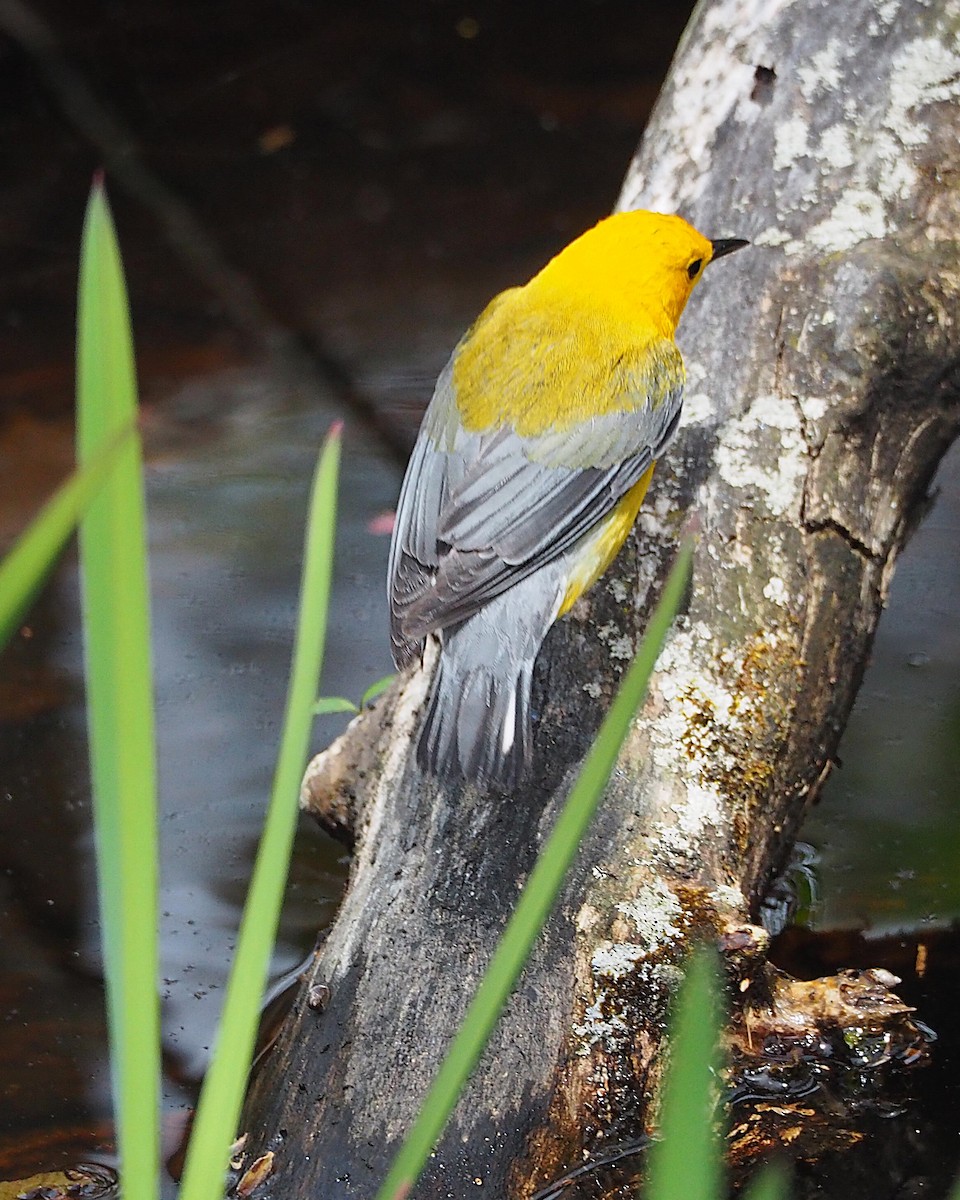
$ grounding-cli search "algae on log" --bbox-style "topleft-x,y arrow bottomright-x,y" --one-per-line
238,0 -> 960,1195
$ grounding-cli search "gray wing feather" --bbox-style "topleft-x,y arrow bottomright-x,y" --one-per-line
387,431 -> 443,663
402,451 -> 651,638
387,332 -> 683,660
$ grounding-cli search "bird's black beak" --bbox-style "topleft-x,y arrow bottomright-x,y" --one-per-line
709,237 -> 749,262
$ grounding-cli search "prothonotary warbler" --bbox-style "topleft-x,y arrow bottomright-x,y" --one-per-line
388,209 -> 747,789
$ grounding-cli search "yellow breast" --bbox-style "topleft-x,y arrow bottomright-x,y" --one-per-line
556,462 -> 657,617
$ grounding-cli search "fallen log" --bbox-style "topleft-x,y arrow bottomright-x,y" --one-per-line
238,0 -> 960,1194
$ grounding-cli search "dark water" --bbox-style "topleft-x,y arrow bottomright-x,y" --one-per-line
0,377 -> 401,1175
0,2 -> 957,1196
803,439 -> 960,936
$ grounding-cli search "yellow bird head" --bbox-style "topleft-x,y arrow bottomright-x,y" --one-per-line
533,209 -> 748,336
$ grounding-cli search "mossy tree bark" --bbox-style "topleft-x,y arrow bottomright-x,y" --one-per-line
237,1 -> 960,1195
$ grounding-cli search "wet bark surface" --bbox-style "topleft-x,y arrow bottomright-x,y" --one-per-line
239,1 -> 960,1195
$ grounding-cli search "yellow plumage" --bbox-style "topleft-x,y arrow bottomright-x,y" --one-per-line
557,463 -> 656,618
387,209 -> 747,788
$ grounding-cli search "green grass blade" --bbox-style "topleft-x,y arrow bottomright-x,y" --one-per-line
741,1161 -> 790,1200
375,540 -> 694,1200
178,421 -> 342,1200
76,178 -> 159,1200
313,695 -> 359,715
0,426 -> 132,649
360,672 -> 396,707
644,948 -> 723,1200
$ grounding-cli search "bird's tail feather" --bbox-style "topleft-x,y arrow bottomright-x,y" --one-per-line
417,632 -> 536,792
413,567 -> 565,791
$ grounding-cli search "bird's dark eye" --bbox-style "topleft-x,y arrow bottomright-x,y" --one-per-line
687,258 -> 703,279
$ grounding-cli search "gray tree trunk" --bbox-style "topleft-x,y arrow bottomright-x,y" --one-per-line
237,1 -> 960,1195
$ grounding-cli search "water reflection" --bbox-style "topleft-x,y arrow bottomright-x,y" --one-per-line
0,363 -> 399,1161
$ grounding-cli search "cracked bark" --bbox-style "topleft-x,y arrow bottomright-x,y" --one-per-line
237,1 -> 960,1196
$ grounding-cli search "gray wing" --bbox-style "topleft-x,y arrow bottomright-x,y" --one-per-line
388,335 -> 683,665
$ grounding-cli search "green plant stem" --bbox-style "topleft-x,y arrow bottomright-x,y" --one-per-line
741,1161 -> 790,1200
178,422 -> 342,1200
0,426 -> 133,649
76,178 -> 159,1200
644,949 -> 722,1200
375,540 -> 693,1200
